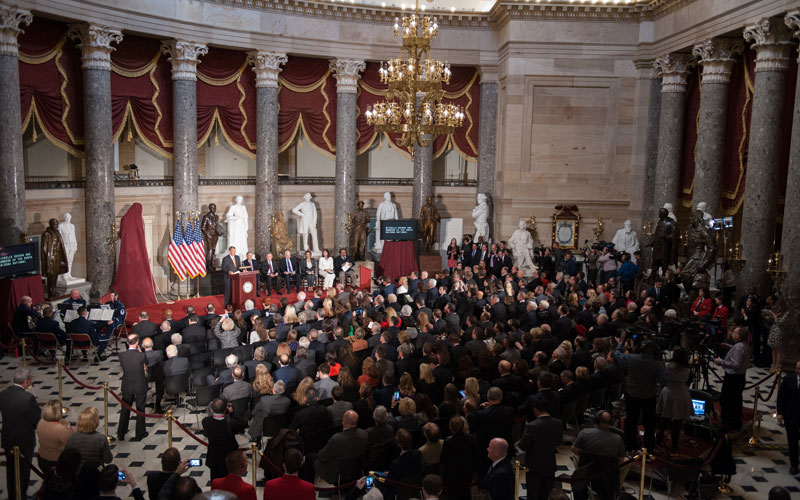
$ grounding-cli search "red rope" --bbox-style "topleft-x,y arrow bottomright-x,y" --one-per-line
649,436 -> 726,470
172,418 -> 209,447
106,387 -> 165,418
756,372 -> 781,402
744,370 -> 779,391
62,365 -> 102,390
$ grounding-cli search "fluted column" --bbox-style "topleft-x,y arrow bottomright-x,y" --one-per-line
68,24 -> 122,297
652,54 -> 695,212
161,40 -> 207,217
0,5 -> 31,246
412,94 -> 433,220
477,67 -> 498,199
692,39 -> 743,216
331,59 -> 365,251
248,51 -> 287,256
738,17 -> 794,298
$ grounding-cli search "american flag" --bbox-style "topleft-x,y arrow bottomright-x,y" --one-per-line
190,217 -> 207,277
168,218 -> 188,281
182,219 -> 203,278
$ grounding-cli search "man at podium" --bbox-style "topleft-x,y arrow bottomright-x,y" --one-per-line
222,246 -> 241,306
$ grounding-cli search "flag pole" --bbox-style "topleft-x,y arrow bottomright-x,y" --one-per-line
175,211 -> 182,301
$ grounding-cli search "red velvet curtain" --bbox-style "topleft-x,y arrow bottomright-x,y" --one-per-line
278,56 -> 337,156
197,47 -> 257,157
357,63 -> 480,159
111,34 -> 173,156
678,66 -> 701,207
18,17 -> 84,155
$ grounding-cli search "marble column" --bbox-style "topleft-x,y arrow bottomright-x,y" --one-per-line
161,40 -> 207,217
68,24 -> 122,297
692,39 -> 743,217
738,17 -> 794,298
636,60 -> 661,226
652,54 -> 695,213
248,51 -> 286,256
0,5 -> 31,247
331,59 -> 365,252
412,94 -> 433,220
477,69 -> 498,199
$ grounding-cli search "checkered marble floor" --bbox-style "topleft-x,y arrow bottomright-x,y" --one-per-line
0,350 -> 795,500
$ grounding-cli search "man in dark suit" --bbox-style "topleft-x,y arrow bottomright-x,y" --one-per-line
164,344 -> 190,377
141,337 -> 165,413
118,334 -> 149,441
491,360 -> 523,408
386,429 -> 424,498
36,306 -> 67,346
333,248 -> 356,285
480,438 -> 514,500
645,278 -> 670,314
314,410 -> 369,484
181,314 -> 206,346
221,246 -> 241,306
470,387 -> 515,457
519,397 -> 563,500
777,360 -> 800,475
66,305 -> 101,358
0,367 -> 41,500
552,304 -> 573,341
273,354 -> 301,393
260,252 -> 283,296
132,311 -> 158,339
465,242 -> 480,268
279,250 -> 301,293
203,398 -> 247,480
12,295 -> 39,336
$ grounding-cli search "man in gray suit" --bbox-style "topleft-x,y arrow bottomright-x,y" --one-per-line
222,365 -> 253,402
519,397 -> 563,500
327,386 -> 353,426
0,368 -> 41,499
163,345 -> 189,377
314,410 -> 369,485
248,381 -> 291,439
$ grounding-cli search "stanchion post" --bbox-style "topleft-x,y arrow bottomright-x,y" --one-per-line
251,442 -> 258,486
748,385 -> 761,447
638,448 -> 647,500
12,445 -> 21,500
103,382 -> 115,443
20,338 -> 26,369
166,410 -> 174,448
513,460 -> 521,500
57,359 -> 69,416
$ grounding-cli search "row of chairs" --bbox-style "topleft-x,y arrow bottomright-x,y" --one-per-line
559,382 -> 624,439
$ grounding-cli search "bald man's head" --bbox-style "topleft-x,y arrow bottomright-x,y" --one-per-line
342,410 -> 359,429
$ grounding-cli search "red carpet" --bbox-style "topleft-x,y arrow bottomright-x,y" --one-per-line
124,291 -> 318,326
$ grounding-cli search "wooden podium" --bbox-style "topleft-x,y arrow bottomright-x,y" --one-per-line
231,271 -> 259,310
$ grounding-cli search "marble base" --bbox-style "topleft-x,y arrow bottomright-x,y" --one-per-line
54,280 -> 91,300
57,275 -> 85,287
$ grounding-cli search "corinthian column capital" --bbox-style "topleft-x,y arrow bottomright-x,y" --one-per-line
653,53 -> 696,93
786,10 -> 800,63
247,51 -> 287,88
0,3 -> 31,56
692,39 -> 744,84
330,58 -> 366,94
744,16 -> 794,72
161,40 -> 208,81
67,24 -> 123,71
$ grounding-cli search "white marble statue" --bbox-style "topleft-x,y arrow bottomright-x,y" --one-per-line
508,219 -> 536,273
292,192 -> 321,255
472,193 -> 490,241
225,195 -> 249,257
611,220 -> 640,255
373,192 -> 398,253
695,201 -> 713,227
58,212 -> 78,281
663,203 -> 677,222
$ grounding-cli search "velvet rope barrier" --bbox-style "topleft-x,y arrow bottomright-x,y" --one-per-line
171,418 -> 210,447
106,386 -> 166,419
744,369 -> 779,392
61,364 -> 102,390
5,448 -> 45,479
756,371 -> 781,402
649,436 -> 726,471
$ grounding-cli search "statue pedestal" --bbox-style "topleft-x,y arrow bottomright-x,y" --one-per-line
419,254 -> 442,276
54,279 -> 91,299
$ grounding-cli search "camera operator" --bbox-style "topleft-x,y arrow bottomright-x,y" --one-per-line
584,244 -> 600,286
714,326 -> 751,431
615,332 -> 667,452
597,244 -> 617,286
660,309 -> 681,349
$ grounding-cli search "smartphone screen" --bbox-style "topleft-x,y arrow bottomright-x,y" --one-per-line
459,390 -> 466,397
365,476 -> 374,490
117,471 -> 126,480
393,390 -> 400,401
189,459 -> 202,467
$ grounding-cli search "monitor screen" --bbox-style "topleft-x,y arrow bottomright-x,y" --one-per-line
0,243 -> 38,278
691,399 -> 706,417
381,219 -> 418,241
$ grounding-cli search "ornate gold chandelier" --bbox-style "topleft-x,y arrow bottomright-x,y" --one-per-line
365,1 -> 465,157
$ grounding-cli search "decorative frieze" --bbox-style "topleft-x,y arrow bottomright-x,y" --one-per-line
67,23 -> 123,71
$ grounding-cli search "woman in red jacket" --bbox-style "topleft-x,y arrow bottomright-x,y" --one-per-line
690,288 -> 713,318
711,296 -> 730,333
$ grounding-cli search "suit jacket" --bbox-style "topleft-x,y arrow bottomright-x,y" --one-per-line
333,255 -> 355,276
210,474 -> 256,500
36,317 -> 65,339
0,385 -> 41,451
471,404 -> 515,450
388,449 -> 423,483
132,320 -> 158,338
777,372 -> 800,426
279,256 -> 299,276
202,414 -> 246,479
480,457 -> 514,500
314,427 -> 369,484
273,365 -> 301,392
221,254 -> 241,278
163,356 -> 189,377
291,405 -> 331,453
552,315 -> 573,341
440,432 -> 479,489
240,257 -> 259,273
222,380 -> 253,402
66,316 -> 97,335
327,401 -> 353,426
263,475 -> 316,500
519,415 -> 563,471
181,324 -> 206,344
119,348 -> 148,396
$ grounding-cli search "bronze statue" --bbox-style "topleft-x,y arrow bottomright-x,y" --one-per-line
682,209 -> 717,291
418,196 -> 441,252
200,203 -> 221,269
649,207 -> 679,275
349,200 -> 371,261
271,212 -> 294,257
41,218 -> 68,298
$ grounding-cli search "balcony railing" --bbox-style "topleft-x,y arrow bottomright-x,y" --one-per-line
26,176 -> 476,189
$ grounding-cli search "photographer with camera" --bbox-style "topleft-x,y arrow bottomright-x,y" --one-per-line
597,244 -> 618,287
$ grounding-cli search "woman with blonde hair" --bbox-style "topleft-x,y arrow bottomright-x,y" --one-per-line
36,400 -> 74,472
322,297 -> 335,318
463,377 -> 481,408
417,311 -> 431,332
385,307 -> 398,324
214,317 -> 240,349
249,322 -> 269,344
417,363 -> 437,400
293,377 -> 315,406
65,406 -> 112,468
252,364 -> 274,396
397,276 -> 409,294
283,304 -> 299,325
398,372 -> 417,399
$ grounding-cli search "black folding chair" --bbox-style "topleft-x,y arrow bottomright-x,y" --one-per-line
164,372 -> 190,408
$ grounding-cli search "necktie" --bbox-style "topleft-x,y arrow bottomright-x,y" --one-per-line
287,259 -> 292,272
269,262 -> 273,273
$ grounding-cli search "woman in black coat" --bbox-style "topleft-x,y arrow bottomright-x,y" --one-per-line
440,416 -> 479,500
